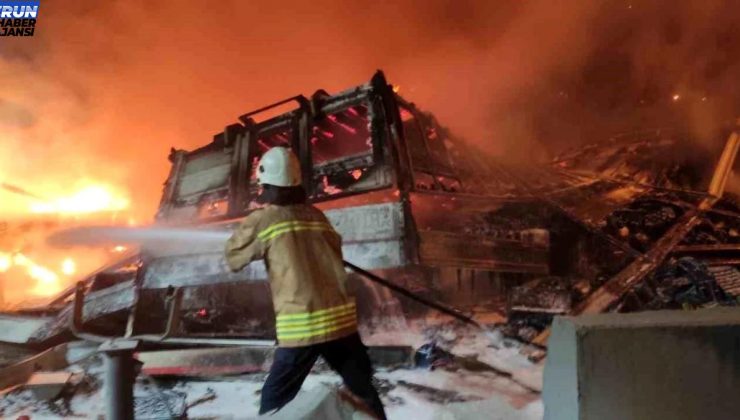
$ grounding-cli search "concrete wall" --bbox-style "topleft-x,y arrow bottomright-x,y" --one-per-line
543,308 -> 740,420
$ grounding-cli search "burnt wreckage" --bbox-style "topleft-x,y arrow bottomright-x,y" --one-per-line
1,71 -> 739,354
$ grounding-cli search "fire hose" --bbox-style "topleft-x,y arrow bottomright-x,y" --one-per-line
342,260 -> 496,339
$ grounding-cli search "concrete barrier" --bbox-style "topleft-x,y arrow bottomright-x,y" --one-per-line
543,308 -> 740,420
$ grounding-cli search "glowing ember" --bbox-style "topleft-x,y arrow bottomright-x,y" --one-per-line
351,169 -> 363,180
392,85 -> 401,93
319,129 -> 335,139
29,185 -> 129,215
672,94 -> 680,101
327,115 -> 358,134
61,257 -> 76,275
321,176 -> 342,195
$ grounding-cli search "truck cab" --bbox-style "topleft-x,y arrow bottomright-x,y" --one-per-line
134,71 -> 551,337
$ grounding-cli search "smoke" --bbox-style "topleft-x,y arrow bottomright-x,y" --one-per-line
0,0 -> 738,220
545,0 -> 740,152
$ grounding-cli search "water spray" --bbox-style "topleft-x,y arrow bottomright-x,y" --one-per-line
48,226 -> 231,247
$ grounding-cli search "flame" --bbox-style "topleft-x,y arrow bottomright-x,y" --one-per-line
1,246 -> 114,305
0,181 -> 131,304
29,185 -> 129,215
0,252 -> 11,272
1,252 -> 63,296
112,245 -> 127,253
61,257 -> 76,275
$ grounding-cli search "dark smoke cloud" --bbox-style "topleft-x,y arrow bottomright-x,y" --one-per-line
0,0 -> 738,219
540,0 -> 740,152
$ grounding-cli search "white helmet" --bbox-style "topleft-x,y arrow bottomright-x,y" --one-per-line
257,147 -> 302,187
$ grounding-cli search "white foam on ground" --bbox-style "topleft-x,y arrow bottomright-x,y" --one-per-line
43,360 -> 541,420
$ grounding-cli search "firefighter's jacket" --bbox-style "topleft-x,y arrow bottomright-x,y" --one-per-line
225,203 -> 356,347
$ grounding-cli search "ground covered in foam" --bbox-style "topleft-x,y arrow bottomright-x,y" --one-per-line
0,323 -> 543,419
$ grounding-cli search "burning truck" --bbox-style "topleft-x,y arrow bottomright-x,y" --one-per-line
1,71 -> 739,355
57,70 -> 554,343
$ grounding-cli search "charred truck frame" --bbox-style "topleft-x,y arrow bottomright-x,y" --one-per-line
123,71 -> 550,339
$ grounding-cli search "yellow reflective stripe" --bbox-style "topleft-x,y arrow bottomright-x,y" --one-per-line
276,302 -> 355,322
277,318 -> 357,341
257,220 -> 333,242
277,314 -> 357,334
258,220 -> 325,239
277,306 -> 357,328
261,225 -> 333,242
277,310 -> 357,332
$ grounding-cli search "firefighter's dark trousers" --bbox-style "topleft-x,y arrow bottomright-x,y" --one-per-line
259,333 -> 387,419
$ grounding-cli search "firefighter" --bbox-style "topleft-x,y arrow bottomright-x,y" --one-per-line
225,147 -> 387,419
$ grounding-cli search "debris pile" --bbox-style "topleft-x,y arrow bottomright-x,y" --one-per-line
604,196 -> 684,252
620,257 -> 740,312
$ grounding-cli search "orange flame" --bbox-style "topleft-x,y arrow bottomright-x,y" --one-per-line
61,257 -> 76,276
0,251 -> 64,296
112,245 -> 128,253
29,185 -> 129,215
0,253 -> 11,272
